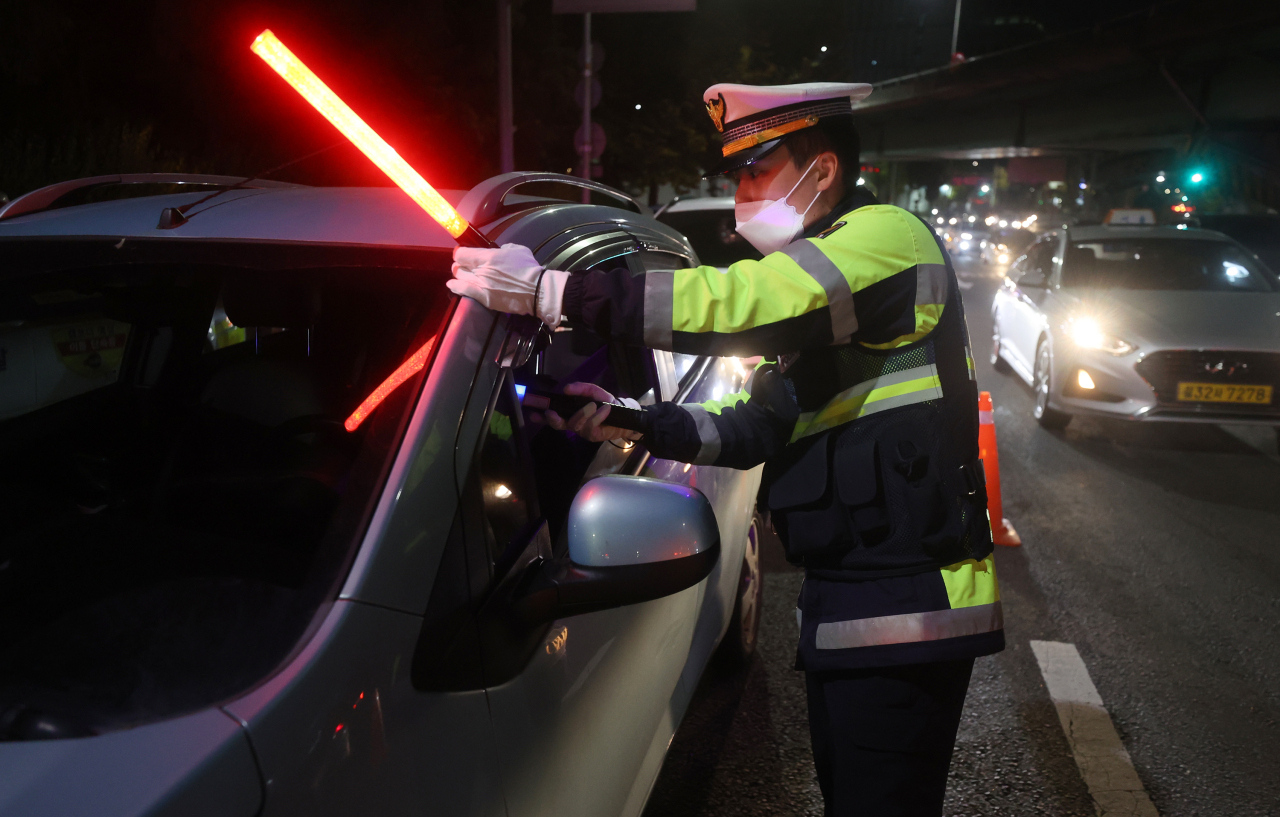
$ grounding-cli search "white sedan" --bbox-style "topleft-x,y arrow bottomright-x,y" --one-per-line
991,225 -> 1280,439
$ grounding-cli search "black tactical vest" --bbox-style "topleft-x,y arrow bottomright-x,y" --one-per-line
760,224 -> 993,579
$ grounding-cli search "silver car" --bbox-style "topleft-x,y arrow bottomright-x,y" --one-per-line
655,196 -> 760,272
0,172 -> 763,817
991,225 -> 1280,438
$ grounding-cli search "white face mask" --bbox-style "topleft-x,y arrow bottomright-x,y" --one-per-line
734,158 -> 822,256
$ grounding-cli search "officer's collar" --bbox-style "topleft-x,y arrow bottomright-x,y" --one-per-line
802,186 -> 878,239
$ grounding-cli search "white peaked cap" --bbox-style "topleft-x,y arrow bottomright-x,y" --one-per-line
700,82 -> 872,176
702,82 -> 873,125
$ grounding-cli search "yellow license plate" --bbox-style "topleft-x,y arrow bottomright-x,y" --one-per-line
1176,382 -> 1273,404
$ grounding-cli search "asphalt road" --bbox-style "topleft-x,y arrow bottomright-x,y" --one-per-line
643,257 -> 1280,817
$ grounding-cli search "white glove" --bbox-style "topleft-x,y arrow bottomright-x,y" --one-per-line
448,243 -> 569,327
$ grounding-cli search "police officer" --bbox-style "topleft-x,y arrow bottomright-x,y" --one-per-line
449,82 -> 1004,817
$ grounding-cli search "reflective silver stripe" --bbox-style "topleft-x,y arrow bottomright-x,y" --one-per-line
643,272 -> 674,349
815,601 -> 1003,650
790,362 -> 943,441
915,263 -> 948,305
680,404 -> 722,465
851,385 -> 943,416
782,240 -> 858,343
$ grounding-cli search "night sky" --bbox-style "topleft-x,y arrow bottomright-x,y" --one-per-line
0,0 -> 1160,198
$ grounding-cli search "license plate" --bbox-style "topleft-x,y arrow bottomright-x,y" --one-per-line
1176,382 -> 1273,404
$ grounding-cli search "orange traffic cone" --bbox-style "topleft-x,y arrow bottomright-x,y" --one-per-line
978,391 -> 1021,546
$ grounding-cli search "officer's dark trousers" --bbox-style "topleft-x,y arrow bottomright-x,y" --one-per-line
805,658 -> 974,817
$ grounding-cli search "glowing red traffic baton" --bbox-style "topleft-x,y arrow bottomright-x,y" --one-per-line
251,29 -> 493,248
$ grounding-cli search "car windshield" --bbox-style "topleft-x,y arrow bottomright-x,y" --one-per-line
658,206 -> 762,268
1062,238 -> 1278,292
0,250 -> 450,737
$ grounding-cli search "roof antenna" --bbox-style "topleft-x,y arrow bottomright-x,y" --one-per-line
157,140 -> 345,229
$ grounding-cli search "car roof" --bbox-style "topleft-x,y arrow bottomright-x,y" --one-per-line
661,197 -> 736,213
0,186 -> 465,248
1066,225 -> 1234,242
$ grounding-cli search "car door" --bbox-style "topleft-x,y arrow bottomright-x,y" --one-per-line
621,250 -> 762,749
475,247 -> 708,817
1003,236 -> 1057,378
223,298 -> 511,817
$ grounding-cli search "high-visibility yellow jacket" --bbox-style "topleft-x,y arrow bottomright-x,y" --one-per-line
564,193 -> 948,358
563,189 -> 1003,669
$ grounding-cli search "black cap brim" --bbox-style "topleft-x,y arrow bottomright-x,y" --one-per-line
702,137 -> 785,179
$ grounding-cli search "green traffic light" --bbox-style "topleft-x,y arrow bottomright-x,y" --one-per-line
1189,170 -> 1205,184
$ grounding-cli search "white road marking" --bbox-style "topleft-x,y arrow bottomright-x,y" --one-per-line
957,279 -> 975,290
1030,641 -> 1159,817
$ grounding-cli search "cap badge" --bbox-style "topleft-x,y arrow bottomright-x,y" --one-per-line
705,93 -> 727,133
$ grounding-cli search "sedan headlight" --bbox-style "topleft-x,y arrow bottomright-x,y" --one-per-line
1067,317 -> 1135,356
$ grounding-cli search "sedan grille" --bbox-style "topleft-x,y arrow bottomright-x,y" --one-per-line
1135,350 -> 1280,418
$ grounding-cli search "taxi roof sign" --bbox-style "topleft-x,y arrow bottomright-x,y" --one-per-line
1104,208 -> 1157,225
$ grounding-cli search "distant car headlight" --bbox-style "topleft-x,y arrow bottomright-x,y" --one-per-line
961,232 -> 973,240
1067,317 -> 1135,356
959,241 -> 970,249
997,253 -> 1009,263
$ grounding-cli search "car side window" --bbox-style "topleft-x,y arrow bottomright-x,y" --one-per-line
1018,240 -> 1054,287
473,371 -> 539,573
508,255 -> 660,546
415,369 -> 539,691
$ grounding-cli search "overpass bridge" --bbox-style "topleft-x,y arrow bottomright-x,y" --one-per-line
853,0 -> 1280,210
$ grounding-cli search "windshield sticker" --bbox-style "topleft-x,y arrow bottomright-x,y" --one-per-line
51,320 -> 130,378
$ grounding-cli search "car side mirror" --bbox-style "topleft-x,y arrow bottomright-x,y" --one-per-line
520,476 -> 720,622
454,476 -> 720,690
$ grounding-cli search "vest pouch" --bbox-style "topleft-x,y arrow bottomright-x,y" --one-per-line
834,440 -> 891,537
766,433 -> 853,560
890,435 -> 967,563
875,412 -> 969,563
